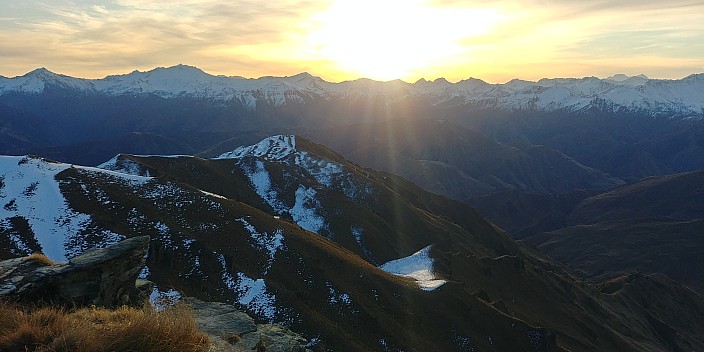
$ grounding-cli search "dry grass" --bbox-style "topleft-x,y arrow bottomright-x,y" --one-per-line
25,253 -> 55,266
0,300 -> 208,352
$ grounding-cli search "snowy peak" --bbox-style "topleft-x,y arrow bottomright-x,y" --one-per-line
683,73 -> 704,82
606,73 -> 649,82
25,67 -> 56,78
1,66 -> 703,117
604,73 -> 650,87
215,135 -> 297,160
0,67 -> 93,94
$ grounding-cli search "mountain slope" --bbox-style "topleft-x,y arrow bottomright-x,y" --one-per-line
305,119 -> 623,200
454,109 -> 704,182
525,170 -> 704,292
2,136 -> 704,351
0,150 -> 552,351
465,189 -> 598,239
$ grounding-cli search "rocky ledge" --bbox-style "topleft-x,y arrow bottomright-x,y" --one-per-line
0,236 -> 149,307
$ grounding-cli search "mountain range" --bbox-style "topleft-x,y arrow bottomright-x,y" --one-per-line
2,66 -> 703,199
2,135 -> 704,351
2,65 -> 703,118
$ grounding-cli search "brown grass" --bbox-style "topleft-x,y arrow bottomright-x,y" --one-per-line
0,300 -> 208,352
25,253 -> 55,266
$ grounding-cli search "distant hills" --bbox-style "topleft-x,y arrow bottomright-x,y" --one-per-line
522,169 -> 704,292
468,168 -> 704,292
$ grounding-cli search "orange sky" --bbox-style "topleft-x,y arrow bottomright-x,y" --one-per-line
1,0 -> 703,83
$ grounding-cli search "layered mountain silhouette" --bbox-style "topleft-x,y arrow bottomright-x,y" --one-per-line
521,170 -> 704,292
304,118 -> 624,200
1,66 -> 703,194
2,136 -> 704,351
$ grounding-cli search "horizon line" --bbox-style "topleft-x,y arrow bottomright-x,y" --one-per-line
2,64 -> 702,85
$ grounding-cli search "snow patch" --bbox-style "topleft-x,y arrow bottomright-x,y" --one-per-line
1,218 -> 32,256
200,190 -> 227,199
97,155 -> 151,177
138,265 -> 151,279
351,225 -> 374,260
379,245 -> 446,291
63,229 -> 126,259
241,160 -> 287,213
236,272 -> 277,322
294,151 -> 342,187
327,282 -> 353,306
215,252 -> 238,291
149,286 -> 182,312
236,217 -> 284,272
294,151 -> 363,199
215,249 -> 278,321
0,156 -> 90,261
290,185 -> 326,234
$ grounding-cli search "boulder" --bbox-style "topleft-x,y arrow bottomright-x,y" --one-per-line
0,236 -> 149,308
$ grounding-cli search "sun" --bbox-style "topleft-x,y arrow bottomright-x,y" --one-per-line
303,0 -> 503,81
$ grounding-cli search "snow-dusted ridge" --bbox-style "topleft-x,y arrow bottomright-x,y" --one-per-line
215,135 -> 297,160
0,155 -> 152,261
216,135 -> 329,234
1,66 -> 703,117
380,245 -> 446,291
214,135 -> 367,237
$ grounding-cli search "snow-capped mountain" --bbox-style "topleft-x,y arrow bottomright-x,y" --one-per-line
1,65 -> 703,117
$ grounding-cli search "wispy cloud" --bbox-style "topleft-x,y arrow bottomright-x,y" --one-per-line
0,0 -> 702,82
0,0 -> 322,78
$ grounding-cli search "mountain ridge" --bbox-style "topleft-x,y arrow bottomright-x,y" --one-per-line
2,65 -> 703,118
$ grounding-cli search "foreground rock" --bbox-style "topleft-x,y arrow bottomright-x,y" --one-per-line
187,298 -> 309,352
0,236 -> 149,308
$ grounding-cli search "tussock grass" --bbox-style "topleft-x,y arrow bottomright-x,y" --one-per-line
0,300 -> 208,352
25,253 -> 55,266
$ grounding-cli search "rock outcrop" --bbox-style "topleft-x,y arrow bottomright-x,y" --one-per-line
0,236 -> 149,308
0,236 -> 310,352
186,298 -> 309,352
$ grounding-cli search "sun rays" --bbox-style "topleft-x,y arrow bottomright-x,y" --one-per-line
301,0 -> 506,81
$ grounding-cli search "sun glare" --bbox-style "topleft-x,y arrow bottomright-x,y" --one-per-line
304,0 -> 505,81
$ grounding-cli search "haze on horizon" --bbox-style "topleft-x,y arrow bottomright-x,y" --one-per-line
1,0 -> 703,83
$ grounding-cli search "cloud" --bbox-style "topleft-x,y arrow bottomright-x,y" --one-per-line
0,0 -> 325,78
0,0 -> 702,81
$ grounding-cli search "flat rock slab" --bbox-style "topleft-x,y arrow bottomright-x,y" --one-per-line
236,324 -> 308,352
187,298 -> 309,352
187,298 -> 257,337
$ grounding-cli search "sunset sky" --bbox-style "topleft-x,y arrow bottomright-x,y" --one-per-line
1,0 -> 703,83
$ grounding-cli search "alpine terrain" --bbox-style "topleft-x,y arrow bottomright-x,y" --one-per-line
2,135 -> 704,351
